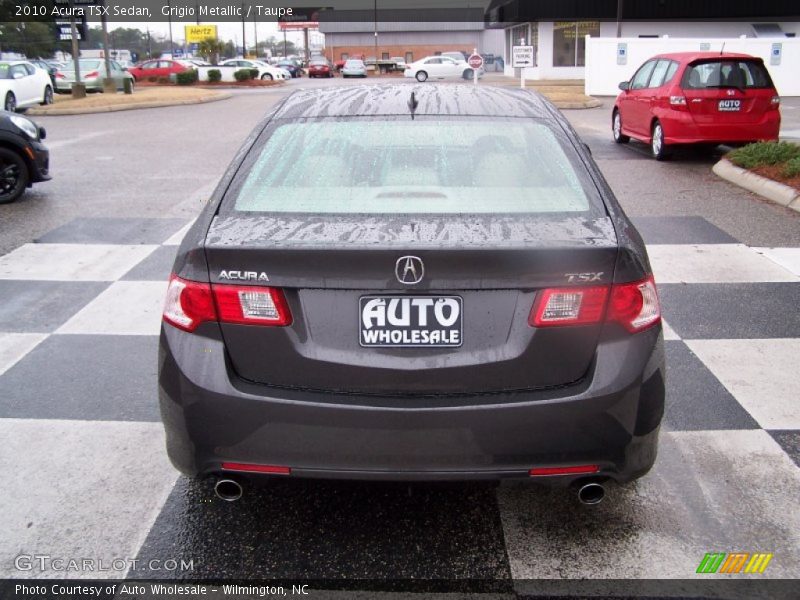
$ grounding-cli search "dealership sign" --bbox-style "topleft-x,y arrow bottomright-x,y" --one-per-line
185,25 -> 217,43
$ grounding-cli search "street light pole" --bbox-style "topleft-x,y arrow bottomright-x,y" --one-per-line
167,0 -> 174,58
373,0 -> 378,71
241,3 -> 246,57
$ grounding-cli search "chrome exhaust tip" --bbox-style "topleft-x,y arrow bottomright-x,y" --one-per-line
214,478 -> 243,502
577,482 -> 605,505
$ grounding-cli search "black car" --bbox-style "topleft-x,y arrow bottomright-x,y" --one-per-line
0,111 -> 50,204
159,85 -> 664,505
276,61 -> 302,77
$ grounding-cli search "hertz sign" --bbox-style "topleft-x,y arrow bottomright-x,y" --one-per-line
185,25 -> 218,43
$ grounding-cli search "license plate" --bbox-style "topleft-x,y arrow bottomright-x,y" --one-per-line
359,296 -> 463,347
718,99 -> 741,112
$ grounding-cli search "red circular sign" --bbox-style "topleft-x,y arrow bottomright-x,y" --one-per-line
467,54 -> 484,69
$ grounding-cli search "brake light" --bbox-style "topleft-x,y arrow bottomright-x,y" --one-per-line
222,462 -> 291,475
163,275 -> 216,332
529,286 -> 608,327
84,71 -> 99,79
55,72 -> 65,79
214,284 -> 292,326
770,95 -> 781,110
607,276 -> 661,332
163,275 -> 292,332
529,276 -> 660,333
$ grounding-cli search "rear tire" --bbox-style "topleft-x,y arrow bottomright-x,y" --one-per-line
612,110 -> 630,144
4,92 -> 16,113
463,69 -> 472,80
261,73 -> 273,81
415,70 -> 428,82
651,120 -> 670,161
0,147 -> 29,205
41,86 -> 54,106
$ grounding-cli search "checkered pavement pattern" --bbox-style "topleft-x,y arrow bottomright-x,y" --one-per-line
1,216 -> 799,583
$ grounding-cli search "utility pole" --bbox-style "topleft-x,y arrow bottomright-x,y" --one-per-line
616,0 -> 624,38
253,9 -> 258,59
283,28 -> 287,57
101,1 -> 114,93
241,3 -> 246,57
69,14 -> 85,98
167,0 -> 174,58
373,0 -> 378,70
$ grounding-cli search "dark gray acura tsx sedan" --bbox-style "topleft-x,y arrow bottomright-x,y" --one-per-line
159,85 -> 665,503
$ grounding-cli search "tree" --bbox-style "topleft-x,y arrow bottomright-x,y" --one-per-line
0,21 -> 66,58
197,37 -> 225,65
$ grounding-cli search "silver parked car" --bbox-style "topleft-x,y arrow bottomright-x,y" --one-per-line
55,59 -> 135,93
341,59 -> 367,78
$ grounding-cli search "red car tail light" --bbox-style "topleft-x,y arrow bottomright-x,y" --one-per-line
669,95 -> 687,110
529,286 -> 609,327
163,275 -> 293,331
213,284 -> 292,326
222,462 -> 291,475
530,276 -> 660,333
163,275 -> 216,332
770,95 -> 781,110
606,276 -> 661,333
84,71 -> 99,79
55,72 -> 65,79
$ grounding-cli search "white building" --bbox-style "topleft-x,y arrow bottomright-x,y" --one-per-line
487,0 -> 800,80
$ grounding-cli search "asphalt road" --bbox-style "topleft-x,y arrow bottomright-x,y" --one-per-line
1,77 -> 799,590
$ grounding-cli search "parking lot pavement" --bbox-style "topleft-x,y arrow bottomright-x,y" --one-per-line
1,82 -> 800,589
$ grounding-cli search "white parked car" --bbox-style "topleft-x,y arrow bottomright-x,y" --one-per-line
0,61 -> 53,112
403,55 -> 483,82
218,59 -> 289,81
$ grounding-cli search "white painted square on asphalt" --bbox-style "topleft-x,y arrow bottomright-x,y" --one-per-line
499,430 -> 800,580
686,338 -> 800,430
647,244 -> 799,284
754,247 -> 800,277
0,333 -> 47,376
56,281 -> 169,336
0,419 -> 177,579
661,319 -> 680,340
0,244 -> 157,282
163,219 -> 196,246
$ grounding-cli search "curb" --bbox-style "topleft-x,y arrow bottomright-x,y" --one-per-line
712,158 -> 800,213
554,99 -> 602,110
27,92 -> 232,116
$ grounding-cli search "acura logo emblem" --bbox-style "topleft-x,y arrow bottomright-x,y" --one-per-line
395,256 -> 424,285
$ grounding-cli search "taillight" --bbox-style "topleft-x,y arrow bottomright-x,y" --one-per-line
84,71 -> 99,79
607,276 -> 661,332
55,72 -> 65,79
669,95 -> 687,111
529,276 -> 660,333
529,286 -> 608,327
213,284 -> 292,326
770,95 -> 780,110
163,275 -> 292,332
163,275 -> 216,332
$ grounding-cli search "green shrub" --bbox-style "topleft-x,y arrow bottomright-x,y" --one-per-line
781,156 -> 800,179
727,141 -> 800,169
207,69 -> 221,83
248,68 -> 259,79
233,69 -> 251,82
157,76 -> 170,85
175,69 -> 198,85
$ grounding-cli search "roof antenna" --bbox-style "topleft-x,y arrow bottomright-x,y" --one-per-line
408,91 -> 418,120
720,42 -> 726,55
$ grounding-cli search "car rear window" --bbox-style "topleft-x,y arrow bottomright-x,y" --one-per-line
682,60 -> 774,89
225,117 -> 600,215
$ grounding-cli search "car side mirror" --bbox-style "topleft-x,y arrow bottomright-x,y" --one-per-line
618,81 -> 630,91
39,127 -> 46,140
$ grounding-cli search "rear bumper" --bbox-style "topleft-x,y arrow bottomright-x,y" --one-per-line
660,109 -> 780,144
158,324 -> 665,485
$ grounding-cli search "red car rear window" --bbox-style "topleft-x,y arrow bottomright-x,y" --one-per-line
682,60 -> 774,90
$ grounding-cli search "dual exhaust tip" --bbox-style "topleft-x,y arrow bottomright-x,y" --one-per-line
214,477 -> 605,505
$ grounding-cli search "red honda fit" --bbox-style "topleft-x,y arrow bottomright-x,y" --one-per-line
612,52 -> 781,159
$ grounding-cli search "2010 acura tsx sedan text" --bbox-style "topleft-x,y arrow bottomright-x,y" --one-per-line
159,85 -> 665,503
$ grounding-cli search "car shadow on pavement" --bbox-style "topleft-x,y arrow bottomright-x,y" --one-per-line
130,476 -> 514,584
